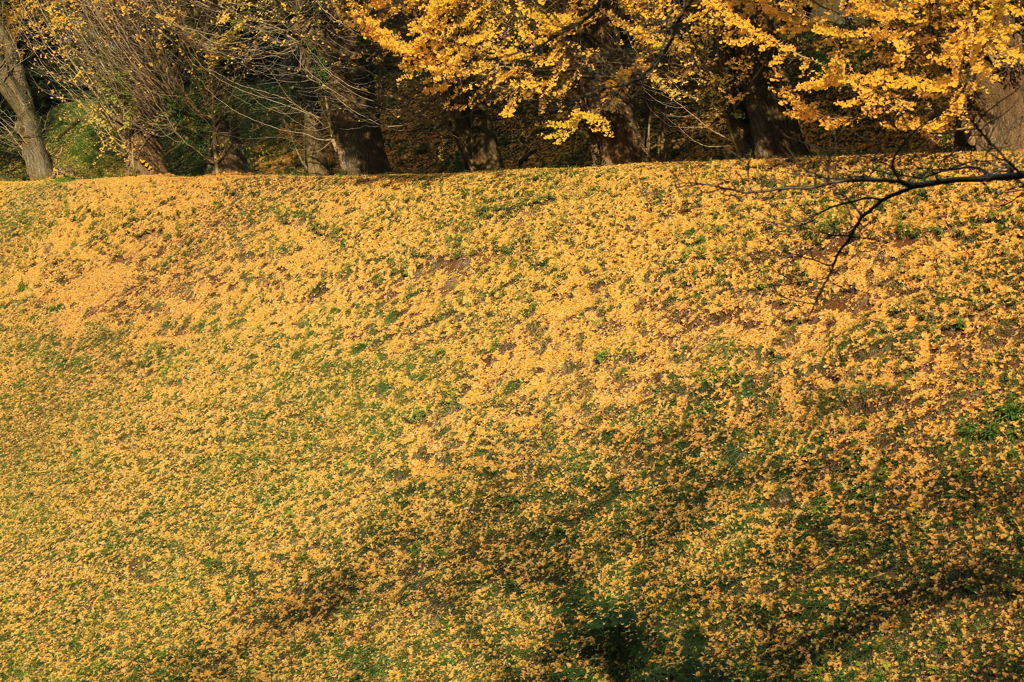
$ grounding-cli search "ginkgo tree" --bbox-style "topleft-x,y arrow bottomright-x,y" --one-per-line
7,0 -> 1024,177
341,0 -> 1024,163
337,0 -> 692,165
764,0 -> 1024,145
337,0 -> 830,163
646,0 -> 812,158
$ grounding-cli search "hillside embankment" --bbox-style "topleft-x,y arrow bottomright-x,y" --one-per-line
1,164 -> 1022,681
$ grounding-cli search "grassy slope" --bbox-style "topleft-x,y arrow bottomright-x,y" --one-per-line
1,164 -> 1022,682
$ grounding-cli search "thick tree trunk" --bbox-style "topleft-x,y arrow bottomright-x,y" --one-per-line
575,18 -> 649,166
207,114 -> 249,174
727,51 -> 809,158
12,110 -> 51,179
964,62 -> 1024,150
292,8 -> 389,175
956,27 -> 1024,150
449,106 -> 502,171
588,96 -> 650,165
126,128 -> 168,175
0,19 -> 53,179
328,107 -> 390,175
300,109 -> 333,175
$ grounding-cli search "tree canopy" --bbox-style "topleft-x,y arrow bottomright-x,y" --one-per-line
0,0 -> 1022,176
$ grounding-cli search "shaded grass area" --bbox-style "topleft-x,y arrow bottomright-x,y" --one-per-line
1,163 -> 1023,681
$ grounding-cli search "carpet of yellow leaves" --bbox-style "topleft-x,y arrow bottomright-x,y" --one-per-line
0,162 -> 1022,681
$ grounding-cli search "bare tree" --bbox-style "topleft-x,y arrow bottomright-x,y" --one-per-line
26,0 -> 175,173
26,0 -> 263,175
289,0 -> 391,174
222,0 -> 391,175
697,118 -> 1024,314
0,2 -> 52,179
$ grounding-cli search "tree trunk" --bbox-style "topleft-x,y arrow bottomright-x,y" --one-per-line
449,106 -> 503,171
588,96 -> 650,165
329,107 -> 390,175
291,7 -> 389,175
207,114 -> 249,174
576,18 -> 649,166
725,100 -> 754,158
300,109 -> 333,175
727,51 -> 809,158
953,122 -> 974,150
12,107 -> 51,179
966,80 -> 1024,150
964,57 -> 1024,150
126,128 -> 168,175
0,18 -> 53,179
954,24 -> 1024,150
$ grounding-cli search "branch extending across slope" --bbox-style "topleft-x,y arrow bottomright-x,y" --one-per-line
697,156 -> 1024,309
711,169 -> 1024,197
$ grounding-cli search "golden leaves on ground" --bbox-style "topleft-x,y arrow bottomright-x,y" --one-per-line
0,161 -> 1022,680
